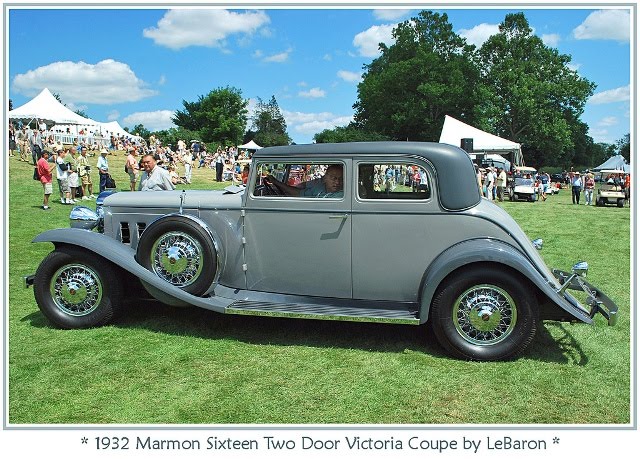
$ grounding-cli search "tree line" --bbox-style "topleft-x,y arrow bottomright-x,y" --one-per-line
13,11 -> 625,169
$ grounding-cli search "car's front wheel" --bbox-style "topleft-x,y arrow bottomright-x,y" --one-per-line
430,267 -> 538,361
34,247 -> 123,329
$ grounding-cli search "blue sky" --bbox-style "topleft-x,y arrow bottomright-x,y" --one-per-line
7,4 -> 632,147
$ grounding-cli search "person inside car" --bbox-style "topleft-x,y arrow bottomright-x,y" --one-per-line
265,164 -> 344,198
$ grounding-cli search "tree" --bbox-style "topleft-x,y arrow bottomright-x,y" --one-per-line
314,124 -> 390,143
173,86 -> 248,146
129,124 -> 151,140
249,96 -> 291,146
353,11 -> 485,141
616,133 -> 630,163
478,13 -> 595,166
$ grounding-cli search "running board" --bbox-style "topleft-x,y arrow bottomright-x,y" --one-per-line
225,300 -> 420,325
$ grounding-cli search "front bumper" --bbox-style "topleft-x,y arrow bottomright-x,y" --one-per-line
552,269 -> 618,326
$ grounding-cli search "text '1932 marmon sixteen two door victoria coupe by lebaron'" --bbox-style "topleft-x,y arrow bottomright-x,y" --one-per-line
25,142 -> 618,361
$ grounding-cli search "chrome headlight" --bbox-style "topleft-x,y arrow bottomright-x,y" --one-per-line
69,206 -> 99,230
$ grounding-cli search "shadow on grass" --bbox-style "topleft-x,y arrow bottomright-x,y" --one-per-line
24,299 -> 586,364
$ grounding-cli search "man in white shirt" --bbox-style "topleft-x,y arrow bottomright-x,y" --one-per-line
138,154 -> 176,191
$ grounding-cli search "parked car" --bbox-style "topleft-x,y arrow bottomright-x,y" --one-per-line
25,142 -> 618,361
509,166 -> 538,202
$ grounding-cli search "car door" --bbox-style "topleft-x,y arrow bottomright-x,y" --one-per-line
351,158 -> 444,302
243,159 -> 352,298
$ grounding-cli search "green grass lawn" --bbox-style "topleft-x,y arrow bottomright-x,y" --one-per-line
7,153 -> 631,424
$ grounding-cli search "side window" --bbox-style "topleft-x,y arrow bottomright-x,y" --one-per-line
253,162 -> 344,199
358,163 -> 431,200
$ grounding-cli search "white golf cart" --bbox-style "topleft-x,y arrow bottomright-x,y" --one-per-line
509,166 -> 538,202
595,169 -> 627,208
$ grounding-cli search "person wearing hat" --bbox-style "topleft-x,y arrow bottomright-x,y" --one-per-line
16,124 -> 31,162
97,148 -> 110,192
76,146 -> 95,199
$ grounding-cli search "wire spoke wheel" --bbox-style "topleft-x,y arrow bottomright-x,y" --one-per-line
453,285 -> 516,345
34,248 -> 122,329
49,263 -> 103,316
137,216 -> 218,296
430,267 -> 537,361
150,231 -> 204,287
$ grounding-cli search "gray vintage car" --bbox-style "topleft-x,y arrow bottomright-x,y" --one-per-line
25,142 -> 618,361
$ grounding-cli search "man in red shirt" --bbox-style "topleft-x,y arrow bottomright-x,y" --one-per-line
37,150 -> 54,209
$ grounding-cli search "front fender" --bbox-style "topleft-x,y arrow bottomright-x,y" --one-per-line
32,228 -> 231,313
418,238 -> 592,324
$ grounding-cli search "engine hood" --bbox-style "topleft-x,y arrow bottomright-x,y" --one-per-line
101,188 -> 244,211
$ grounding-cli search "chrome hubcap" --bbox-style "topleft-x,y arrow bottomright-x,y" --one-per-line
50,264 -> 103,316
151,231 -> 203,287
453,285 -> 517,345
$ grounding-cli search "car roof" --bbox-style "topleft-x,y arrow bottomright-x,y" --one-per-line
255,142 -> 481,211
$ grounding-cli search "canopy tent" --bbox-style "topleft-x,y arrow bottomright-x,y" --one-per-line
439,115 -> 524,166
9,87 -> 97,126
238,140 -> 262,150
99,121 -> 132,138
593,155 -> 630,173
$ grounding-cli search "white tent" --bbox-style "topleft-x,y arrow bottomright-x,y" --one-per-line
439,115 -> 524,166
238,140 -> 262,150
99,121 -> 131,138
593,155 -> 630,173
9,88 -> 97,126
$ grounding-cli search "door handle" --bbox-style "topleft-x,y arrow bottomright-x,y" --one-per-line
328,214 -> 348,220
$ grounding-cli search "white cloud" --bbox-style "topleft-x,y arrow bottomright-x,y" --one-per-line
107,110 -> 120,121
337,70 -> 362,83
373,9 -> 411,21
353,24 -> 396,57
597,116 -> 618,127
323,53 -> 332,61
143,9 -> 270,50
283,110 -> 352,135
458,23 -> 500,47
122,110 -> 175,132
573,9 -> 630,42
589,85 -> 630,105
12,59 -> 157,104
298,87 -> 326,98
541,33 -> 560,47
263,48 -> 292,63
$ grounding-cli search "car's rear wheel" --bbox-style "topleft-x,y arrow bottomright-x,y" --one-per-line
430,267 -> 538,361
34,247 -> 122,329
617,198 -> 624,207
136,216 -> 217,296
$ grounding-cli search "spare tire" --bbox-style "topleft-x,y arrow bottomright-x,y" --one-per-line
136,215 -> 218,296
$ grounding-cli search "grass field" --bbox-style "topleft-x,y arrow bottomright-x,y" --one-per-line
7,152 -> 631,424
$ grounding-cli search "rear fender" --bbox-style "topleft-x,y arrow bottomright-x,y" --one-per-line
418,238 -> 592,324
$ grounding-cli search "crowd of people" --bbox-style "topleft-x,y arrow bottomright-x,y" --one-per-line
9,123 -> 256,210
11,121 -> 632,209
